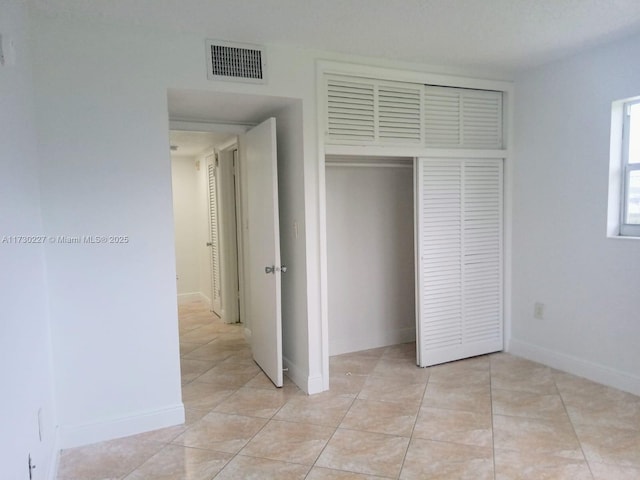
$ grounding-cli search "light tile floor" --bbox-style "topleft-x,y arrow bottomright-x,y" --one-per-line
57,300 -> 640,479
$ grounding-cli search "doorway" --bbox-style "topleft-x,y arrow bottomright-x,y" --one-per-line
167,89 -> 308,391
169,130 -> 234,312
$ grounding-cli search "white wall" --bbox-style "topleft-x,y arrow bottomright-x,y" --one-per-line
0,1 -> 58,477
171,155 -> 200,297
32,16 -> 186,448
326,161 -> 415,356
512,33 -> 640,395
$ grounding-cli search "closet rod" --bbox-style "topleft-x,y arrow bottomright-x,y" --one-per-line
325,162 -> 413,169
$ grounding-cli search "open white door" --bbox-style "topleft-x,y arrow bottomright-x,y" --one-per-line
240,118 -> 283,387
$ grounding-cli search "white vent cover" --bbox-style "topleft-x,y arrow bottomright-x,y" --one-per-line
206,40 -> 266,84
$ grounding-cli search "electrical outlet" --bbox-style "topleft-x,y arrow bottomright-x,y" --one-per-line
534,302 -> 545,319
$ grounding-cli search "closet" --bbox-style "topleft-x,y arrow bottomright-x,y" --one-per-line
324,73 -> 505,367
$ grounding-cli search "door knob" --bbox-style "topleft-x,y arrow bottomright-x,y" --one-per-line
265,265 -> 287,274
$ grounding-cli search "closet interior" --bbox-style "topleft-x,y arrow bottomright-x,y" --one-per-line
326,156 -> 416,356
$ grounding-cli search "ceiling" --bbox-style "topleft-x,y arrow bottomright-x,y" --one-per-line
168,89 -> 296,125
169,130 -> 233,157
29,0 -> 640,74
167,90 -> 298,155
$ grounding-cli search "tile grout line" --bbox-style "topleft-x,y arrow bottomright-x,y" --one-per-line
180,325 -> 291,479
300,390 -> 360,479
210,388 -> 294,479
221,370 -> 357,475
396,360 -> 430,480
116,439 -> 173,480
490,357 -> 497,480
303,354 -> 383,479
554,375 -> 597,480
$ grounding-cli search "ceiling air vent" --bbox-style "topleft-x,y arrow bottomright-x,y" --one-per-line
205,40 -> 266,84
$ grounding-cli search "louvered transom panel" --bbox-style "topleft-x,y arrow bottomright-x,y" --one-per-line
424,87 -> 461,147
418,161 -> 463,352
417,158 -> 503,367
327,78 -> 375,142
462,161 -> 503,344
424,86 -> 503,149
461,91 -> 503,148
378,84 -> 422,143
324,75 -> 503,149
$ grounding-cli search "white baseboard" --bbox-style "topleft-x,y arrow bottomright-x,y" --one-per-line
199,292 -> 212,306
329,327 -> 416,357
282,355 -> 327,395
177,292 -> 201,304
58,403 -> 185,449
509,338 -> 640,396
243,327 -> 252,344
307,374 -> 325,395
177,292 -> 212,305
282,355 -> 306,393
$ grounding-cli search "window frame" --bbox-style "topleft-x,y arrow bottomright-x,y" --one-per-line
620,99 -> 640,237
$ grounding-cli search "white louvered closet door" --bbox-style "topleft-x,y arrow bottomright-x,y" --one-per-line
207,155 -> 222,317
416,158 -> 503,367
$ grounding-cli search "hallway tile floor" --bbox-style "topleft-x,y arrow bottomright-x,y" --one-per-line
57,300 -> 640,479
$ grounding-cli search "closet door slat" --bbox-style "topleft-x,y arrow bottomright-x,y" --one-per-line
417,160 -> 463,355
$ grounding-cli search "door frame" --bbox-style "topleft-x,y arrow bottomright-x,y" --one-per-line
168,92 -> 308,392
217,142 -> 243,325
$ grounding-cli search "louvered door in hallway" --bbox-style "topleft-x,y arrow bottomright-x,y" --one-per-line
206,153 -> 223,317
